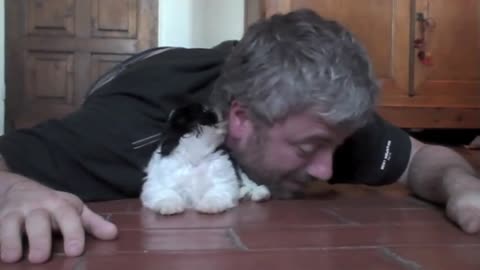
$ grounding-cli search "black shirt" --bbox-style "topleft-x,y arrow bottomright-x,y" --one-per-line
0,41 -> 411,202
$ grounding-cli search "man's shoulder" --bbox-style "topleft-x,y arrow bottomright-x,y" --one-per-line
86,40 -> 238,101
137,40 -> 238,66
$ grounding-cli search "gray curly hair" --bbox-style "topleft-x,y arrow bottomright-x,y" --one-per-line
210,9 -> 379,131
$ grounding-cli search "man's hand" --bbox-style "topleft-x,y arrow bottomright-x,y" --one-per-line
0,175 -> 118,264
446,187 -> 480,234
402,138 -> 480,234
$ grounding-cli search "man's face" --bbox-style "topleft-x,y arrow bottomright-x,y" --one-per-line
226,102 -> 351,199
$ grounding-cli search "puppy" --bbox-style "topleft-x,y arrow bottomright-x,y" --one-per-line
141,103 -> 270,215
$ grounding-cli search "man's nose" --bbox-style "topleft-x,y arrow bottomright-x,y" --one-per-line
305,150 -> 333,181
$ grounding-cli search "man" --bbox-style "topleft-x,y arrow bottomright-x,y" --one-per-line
0,9 -> 479,264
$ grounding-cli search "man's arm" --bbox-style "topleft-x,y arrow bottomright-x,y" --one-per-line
399,136 -> 480,233
0,158 -> 118,264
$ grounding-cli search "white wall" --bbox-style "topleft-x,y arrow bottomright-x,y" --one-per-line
158,0 -> 245,48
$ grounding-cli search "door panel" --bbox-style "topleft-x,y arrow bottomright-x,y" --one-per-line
92,0 -> 138,38
25,51 -> 75,103
6,0 -> 158,130
27,0 -> 76,36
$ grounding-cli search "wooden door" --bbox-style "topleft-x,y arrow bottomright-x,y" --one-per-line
6,0 -> 158,130
263,0 -> 412,104
414,0 -> 480,99
405,0 -> 480,127
376,0 -> 480,128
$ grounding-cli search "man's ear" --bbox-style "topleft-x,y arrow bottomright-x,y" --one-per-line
227,100 -> 254,140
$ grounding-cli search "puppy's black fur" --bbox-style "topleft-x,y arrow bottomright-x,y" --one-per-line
159,103 -> 219,156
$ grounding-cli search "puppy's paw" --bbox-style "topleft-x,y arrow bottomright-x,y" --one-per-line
144,190 -> 185,215
195,191 -> 236,214
250,185 -> 271,202
239,185 -> 251,199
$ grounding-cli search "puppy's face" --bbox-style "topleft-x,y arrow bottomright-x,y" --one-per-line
177,122 -> 227,164
161,104 -> 222,156
194,122 -> 227,150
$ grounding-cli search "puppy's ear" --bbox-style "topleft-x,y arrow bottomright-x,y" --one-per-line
161,103 -> 200,156
198,110 -> 218,126
159,137 -> 178,156
168,103 -> 204,133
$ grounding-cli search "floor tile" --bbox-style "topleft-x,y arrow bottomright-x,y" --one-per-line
110,210 -> 240,229
53,229 -> 238,255
387,246 -> 480,270
75,249 -> 408,270
109,201 -> 347,230
88,199 -> 137,214
235,223 -> 480,250
330,208 -> 445,225
0,257 -> 77,270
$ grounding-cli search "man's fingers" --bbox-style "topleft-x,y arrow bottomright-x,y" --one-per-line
448,200 -> 480,234
0,213 -> 24,263
25,209 -> 52,263
464,221 -> 479,234
81,206 -> 118,240
459,213 -> 480,234
51,206 -> 85,257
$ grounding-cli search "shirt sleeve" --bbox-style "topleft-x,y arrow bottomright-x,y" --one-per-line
329,113 -> 412,186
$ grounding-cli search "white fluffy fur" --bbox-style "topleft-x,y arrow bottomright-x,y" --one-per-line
141,123 -> 270,215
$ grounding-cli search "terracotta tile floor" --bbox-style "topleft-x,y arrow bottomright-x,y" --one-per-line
2,148 -> 480,269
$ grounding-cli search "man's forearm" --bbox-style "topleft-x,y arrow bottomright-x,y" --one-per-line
406,144 -> 479,204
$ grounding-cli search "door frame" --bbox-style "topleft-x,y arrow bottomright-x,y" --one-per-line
245,0 -> 264,29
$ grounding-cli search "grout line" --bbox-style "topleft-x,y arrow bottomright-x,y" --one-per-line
114,222 -> 462,232
209,243 -> 480,253
322,209 -> 359,225
73,256 -> 87,270
227,228 -> 249,251
380,247 -> 423,270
